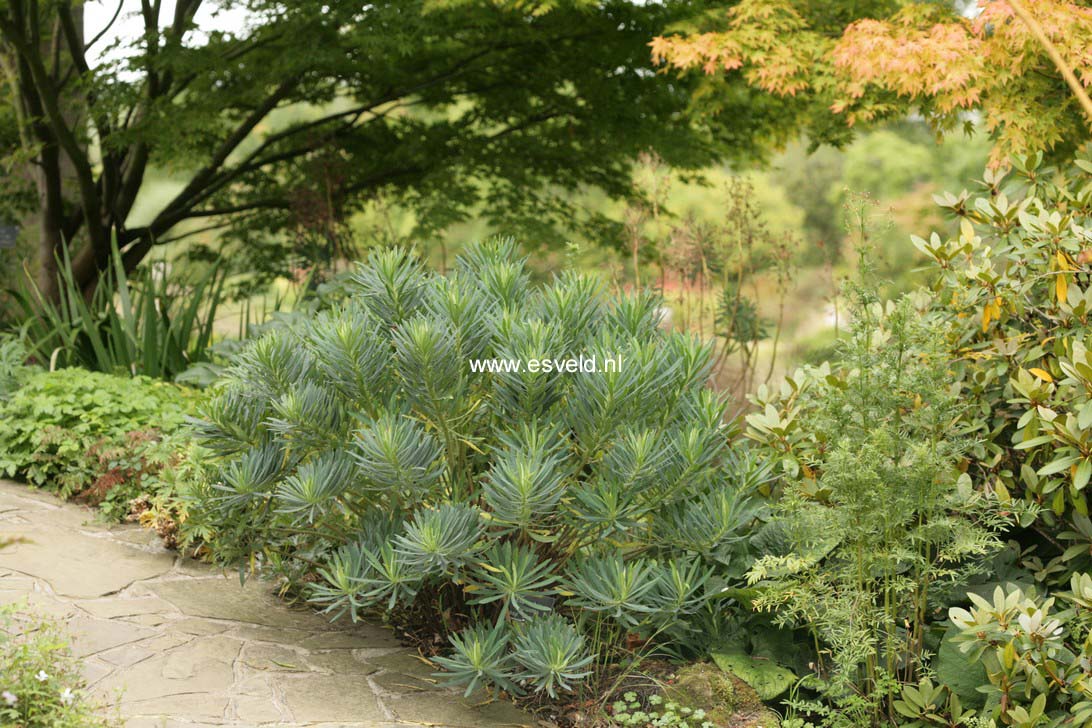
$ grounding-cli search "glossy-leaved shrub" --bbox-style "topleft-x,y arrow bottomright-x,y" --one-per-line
187,240 -> 766,698
948,575 -> 1092,726
914,154 -> 1092,582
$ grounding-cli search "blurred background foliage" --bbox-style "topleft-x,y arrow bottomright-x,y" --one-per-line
116,115 -> 992,392
0,0 -> 1003,391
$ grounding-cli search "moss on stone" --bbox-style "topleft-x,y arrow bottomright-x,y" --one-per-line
664,662 -> 780,728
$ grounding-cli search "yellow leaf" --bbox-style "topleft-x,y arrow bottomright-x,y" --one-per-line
460,437 -> 485,455
1002,640 -> 1016,669
1057,273 -> 1069,303
1029,367 -> 1054,383
981,297 -> 1001,332
960,218 -> 974,241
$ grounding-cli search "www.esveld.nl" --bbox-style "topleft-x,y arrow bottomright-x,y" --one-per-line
468,354 -> 623,374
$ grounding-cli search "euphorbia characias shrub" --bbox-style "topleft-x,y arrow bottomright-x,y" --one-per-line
186,240 -> 764,698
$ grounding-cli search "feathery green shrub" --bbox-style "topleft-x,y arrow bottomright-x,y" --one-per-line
746,287 -> 1006,727
186,240 -> 768,698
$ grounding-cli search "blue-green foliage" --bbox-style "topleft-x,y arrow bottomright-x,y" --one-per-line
187,239 -> 768,697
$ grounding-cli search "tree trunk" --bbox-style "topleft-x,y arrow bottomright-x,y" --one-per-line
35,213 -> 62,302
29,4 -> 88,305
32,134 -> 65,302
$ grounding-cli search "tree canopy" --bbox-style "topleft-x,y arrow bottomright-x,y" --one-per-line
651,0 -> 1092,165
0,0 -> 766,297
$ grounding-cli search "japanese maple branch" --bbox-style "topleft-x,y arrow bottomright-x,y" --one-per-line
1007,0 -> 1092,127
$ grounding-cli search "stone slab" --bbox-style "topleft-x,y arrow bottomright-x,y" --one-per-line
305,649 -> 379,675
277,673 -> 387,722
233,694 -> 288,722
0,480 -> 533,727
122,693 -> 230,721
240,642 -> 309,672
75,596 -> 176,619
0,526 -> 174,598
68,616 -> 157,658
93,635 -> 241,703
149,578 -> 330,630
386,692 -> 533,727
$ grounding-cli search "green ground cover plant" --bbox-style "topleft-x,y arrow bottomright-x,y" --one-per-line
185,239 -> 770,702
0,602 -> 120,728
610,691 -> 714,728
0,368 -> 196,520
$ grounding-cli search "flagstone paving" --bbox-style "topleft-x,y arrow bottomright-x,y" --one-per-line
0,480 -> 533,727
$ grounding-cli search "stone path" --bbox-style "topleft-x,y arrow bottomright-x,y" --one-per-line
0,480 -> 532,727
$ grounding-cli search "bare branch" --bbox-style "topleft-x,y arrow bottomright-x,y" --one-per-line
85,0 -> 124,51
153,217 -> 251,246
158,78 -> 299,219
